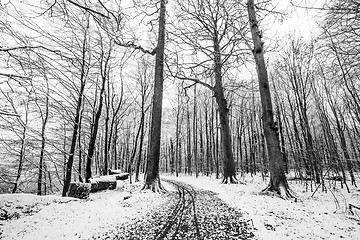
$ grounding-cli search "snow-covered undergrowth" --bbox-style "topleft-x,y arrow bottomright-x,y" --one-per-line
164,174 -> 360,240
0,181 -> 174,240
1,174 -> 359,240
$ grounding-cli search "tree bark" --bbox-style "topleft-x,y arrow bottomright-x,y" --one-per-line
247,0 -> 293,198
142,0 -> 167,192
213,32 -> 237,184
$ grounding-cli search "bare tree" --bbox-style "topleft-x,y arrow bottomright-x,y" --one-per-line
85,37 -> 113,181
62,16 -> 91,196
35,67 -> 50,195
247,0 -> 294,198
142,0 -> 167,192
169,0 -> 249,183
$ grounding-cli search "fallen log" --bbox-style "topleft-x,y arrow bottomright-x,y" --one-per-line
89,179 -> 117,192
112,173 -> 129,180
68,182 -> 91,199
108,169 -> 129,178
92,174 -> 129,181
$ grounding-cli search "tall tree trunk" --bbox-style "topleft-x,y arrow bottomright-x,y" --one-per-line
186,102 -> 192,175
199,107 -> 204,175
175,88 -> 182,177
247,0 -> 293,198
135,110 -> 146,181
103,91 -> 110,175
193,86 -> 199,177
37,78 -> 49,195
62,30 -> 88,196
213,34 -> 237,183
336,109 -> 356,187
128,116 -> 142,183
170,138 -> 175,174
85,48 -> 110,182
77,113 -> 84,182
277,105 -> 288,173
62,89 -> 85,196
142,0 -> 167,192
12,109 -> 28,193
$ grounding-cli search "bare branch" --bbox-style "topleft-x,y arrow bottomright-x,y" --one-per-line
97,0 -> 120,21
0,73 -> 31,80
0,110 -> 20,117
114,40 -> 157,55
66,0 -> 110,19
177,75 -> 213,90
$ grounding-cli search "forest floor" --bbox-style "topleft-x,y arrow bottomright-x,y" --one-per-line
0,174 -> 360,239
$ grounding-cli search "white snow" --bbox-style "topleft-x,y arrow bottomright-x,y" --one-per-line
163,174 -> 360,240
0,181 -> 174,240
1,175 -> 360,240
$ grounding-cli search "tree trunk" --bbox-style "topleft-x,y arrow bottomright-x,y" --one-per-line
336,109 -> 356,187
212,33 -> 237,184
142,0 -> 167,192
62,32 -> 88,196
103,92 -> 110,176
186,102 -> 192,175
193,86 -> 199,177
85,48 -> 111,182
175,88 -> 182,177
12,114 -> 28,193
128,116 -> 142,183
247,0 -> 293,198
37,78 -> 49,195
277,105 -> 288,173
135,111 -> 145,181
77,113 -> 84,182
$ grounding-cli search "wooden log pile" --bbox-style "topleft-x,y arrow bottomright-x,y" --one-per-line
89,177 -> 117,192
67,172 -> 129,199
68,182 -> 91,199
108,169 -> 129,180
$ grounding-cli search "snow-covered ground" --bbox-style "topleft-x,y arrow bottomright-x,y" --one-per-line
0,181 -> 175,240
164,174 -> 360,240
1,174 -> 360,240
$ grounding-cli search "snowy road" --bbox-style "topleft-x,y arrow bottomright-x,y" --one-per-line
94,179 -> 254,240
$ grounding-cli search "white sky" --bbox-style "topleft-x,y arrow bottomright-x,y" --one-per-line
266,0 -> 326,41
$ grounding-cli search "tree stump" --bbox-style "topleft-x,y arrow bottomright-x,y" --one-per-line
68,182 -> 91,199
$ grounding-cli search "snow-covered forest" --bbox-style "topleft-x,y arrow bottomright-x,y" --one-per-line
0,0 -> 360,239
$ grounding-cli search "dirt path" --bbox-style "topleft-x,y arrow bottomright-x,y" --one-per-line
95,179 -> 254,240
